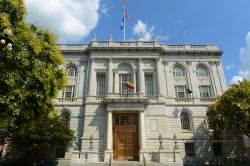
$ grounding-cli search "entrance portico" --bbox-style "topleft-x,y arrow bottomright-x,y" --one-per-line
103,96 -> 149,162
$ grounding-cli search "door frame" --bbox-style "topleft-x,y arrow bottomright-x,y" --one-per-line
113,113 -> 139,161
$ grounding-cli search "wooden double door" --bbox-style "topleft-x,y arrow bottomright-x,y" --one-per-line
113,114 -> 139,160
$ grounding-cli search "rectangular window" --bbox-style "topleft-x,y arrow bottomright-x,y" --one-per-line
200,86 -> 211,98
212,143 -> 222,157
145,74 -> 154,96
96,74 -> 106,96
119,74 -> 133,93
63,85 -> 75,98
175,86 -> 187,98
185,143 -> 195,157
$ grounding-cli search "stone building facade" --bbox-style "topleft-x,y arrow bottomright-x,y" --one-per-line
55,37 -> 245,165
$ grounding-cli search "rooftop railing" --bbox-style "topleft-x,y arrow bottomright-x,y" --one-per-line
58,42 -> 219,51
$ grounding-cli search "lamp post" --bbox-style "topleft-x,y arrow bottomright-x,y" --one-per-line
159,132 -> 163,150
0,28 -> 13,51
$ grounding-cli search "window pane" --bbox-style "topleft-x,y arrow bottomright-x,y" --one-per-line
64,85 -> 74,98
96,74 -> 106,96
197,67 -> 207,77
212,143 -> 222,157
174,67 -> 184,77
200,86 -> 211,98
61,112 -> 70,125
67,67 -> 76,76
145,74 -> 153,96
176,86 -> 187,98
181,112 -> 190,130
119,74 -> 133,93
185,143 -> 195,157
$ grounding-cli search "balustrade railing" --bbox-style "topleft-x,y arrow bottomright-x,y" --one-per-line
106,92 -> 144,99
58,42 -> 219,51
57,98 -> 78,102
200,98 -> 216,102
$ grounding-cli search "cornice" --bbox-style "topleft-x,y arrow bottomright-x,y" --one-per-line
87,46 -> 163,52
160,50 -> 223,56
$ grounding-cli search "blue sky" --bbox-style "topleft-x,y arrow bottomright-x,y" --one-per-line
25,0 -> 250,84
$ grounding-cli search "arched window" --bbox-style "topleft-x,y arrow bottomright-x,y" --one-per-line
180,112 -> 191,130
67,66 -> 76,77
61,111 -> 71,125
174,67 -> 184,77
196,67 -> 207,77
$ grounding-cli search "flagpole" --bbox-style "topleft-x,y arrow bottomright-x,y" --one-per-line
123,0 -> 126,41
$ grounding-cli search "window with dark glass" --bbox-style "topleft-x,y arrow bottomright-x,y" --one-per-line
199,86 -> 211,98
174,67 -> 184,77
67,66 -> 76,77
196,67 -> 207,77
96,74 -> 106,96
62,85 -> 75,98
175,86 -> 187,98
119,74 -> 133,93
145,74 -> 153,96
212,143 -> 222,157
180,112 -> 191,130
61,111 -> 70,125
185,143 -> 195,157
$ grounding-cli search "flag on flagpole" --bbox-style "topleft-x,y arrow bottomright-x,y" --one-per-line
125,10 -> 129,19
126,80 -> 135,89
120,17 -> 124,29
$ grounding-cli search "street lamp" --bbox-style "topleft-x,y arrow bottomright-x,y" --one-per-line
0,28 -> 13,51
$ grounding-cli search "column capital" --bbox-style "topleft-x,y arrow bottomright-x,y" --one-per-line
138,57 -> 143,63
108,57 -> 112,63
155,57 -> 161,63
186,61 -> 192,66
90,58 -> 95,63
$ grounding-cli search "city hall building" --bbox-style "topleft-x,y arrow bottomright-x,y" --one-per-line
55,37 -> 245,165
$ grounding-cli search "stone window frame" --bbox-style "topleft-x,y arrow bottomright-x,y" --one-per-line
67,66 -> 77,77
173,66 -> 185,77
184,142 -> 195,158
180,111 -> 191,130
196,66 -> 208,77
62,85 -> 75,98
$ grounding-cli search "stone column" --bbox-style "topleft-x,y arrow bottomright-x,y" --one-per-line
106,110 -> 113,150
104,110 -> 113,162
138,58 -> 145,94
133,72 -> 137,93
156,58 -> 164,96
114,72 -> 119,93
107,59 -> 113,94
139,111 -> 146,150
88,58 -> 95,96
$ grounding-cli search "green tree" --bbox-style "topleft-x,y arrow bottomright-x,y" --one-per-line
208,80 -> 250,138
0,0 -> 73,159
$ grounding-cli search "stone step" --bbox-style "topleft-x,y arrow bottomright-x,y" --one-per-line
86,162 -> 168,166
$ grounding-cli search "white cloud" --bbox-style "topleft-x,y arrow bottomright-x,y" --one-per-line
101,4 -> 108,16
239,32 -> 250,79
225,64 -> 235,71
133,20 -> 154,41
25,0 -> 101,43
230,32 -> 250,84
230,76 -> 243,84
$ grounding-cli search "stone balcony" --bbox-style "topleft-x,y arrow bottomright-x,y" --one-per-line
54,96 -> 216,106
103,93 -> 149,104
